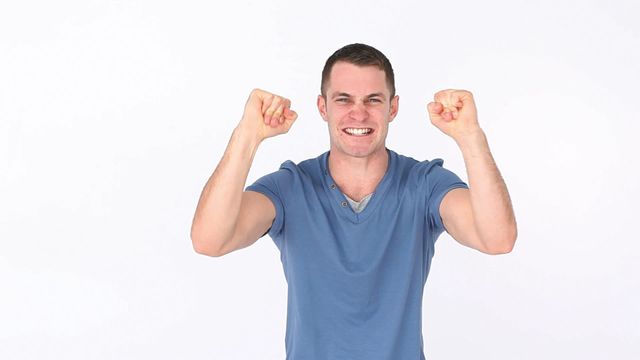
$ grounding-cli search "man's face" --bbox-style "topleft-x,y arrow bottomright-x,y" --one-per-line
317,61 -> 399,159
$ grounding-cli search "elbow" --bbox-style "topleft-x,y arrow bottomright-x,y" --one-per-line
483,224 -> 518,255
485,243 -> 514,255
190,228 -> 225,257
192,241 -> 224,257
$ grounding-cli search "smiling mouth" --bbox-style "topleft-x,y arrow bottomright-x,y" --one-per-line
342,127 -> 373,136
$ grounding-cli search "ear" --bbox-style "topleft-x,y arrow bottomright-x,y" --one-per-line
317,95 -> 328,122
388,95 -> 399,122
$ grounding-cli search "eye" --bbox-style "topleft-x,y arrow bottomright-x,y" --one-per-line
336,98 -> 349,103
367,98 -> 382,103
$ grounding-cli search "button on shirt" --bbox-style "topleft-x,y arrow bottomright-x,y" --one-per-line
343,192 -> 373,213
245,148 -> 468,360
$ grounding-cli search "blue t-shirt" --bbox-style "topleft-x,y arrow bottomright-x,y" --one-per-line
245,148 -> 468,360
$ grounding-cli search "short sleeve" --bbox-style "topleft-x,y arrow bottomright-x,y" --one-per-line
244,162 -> 294,242
423,159 -> 469,235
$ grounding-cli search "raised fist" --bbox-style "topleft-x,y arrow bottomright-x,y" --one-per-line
427,89 -> 480,141
239,88 -> 298,142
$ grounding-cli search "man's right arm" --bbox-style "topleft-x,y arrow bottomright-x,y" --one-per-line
190,89 -> 297,257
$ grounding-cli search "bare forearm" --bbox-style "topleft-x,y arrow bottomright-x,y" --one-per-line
456,129 -> 517,251
190,126 -> 261,253
189,89 -> 297,255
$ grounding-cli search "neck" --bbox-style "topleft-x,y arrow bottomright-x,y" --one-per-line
327,147 -> 389,201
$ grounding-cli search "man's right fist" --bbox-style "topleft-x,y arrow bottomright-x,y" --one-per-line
239,88 -> 298,142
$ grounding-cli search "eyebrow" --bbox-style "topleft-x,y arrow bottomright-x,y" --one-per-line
331,92 -> 385,99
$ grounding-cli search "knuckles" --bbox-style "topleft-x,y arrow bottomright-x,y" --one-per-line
250,88 -> 288,107
434,89 -> 474,103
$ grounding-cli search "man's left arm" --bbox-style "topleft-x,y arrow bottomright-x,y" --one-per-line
427,89 -> 517,255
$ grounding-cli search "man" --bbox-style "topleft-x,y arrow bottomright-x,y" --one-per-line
191,43 -> 517,359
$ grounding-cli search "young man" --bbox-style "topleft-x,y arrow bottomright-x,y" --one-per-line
191,43 -> 517,359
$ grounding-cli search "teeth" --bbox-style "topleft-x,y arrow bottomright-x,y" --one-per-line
344,128 -> 372,135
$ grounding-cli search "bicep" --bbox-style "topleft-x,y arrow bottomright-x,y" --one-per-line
439,188 -> 487,253
217,190 -> 276,256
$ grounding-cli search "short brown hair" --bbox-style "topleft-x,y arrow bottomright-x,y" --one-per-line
321,43 -> 396,98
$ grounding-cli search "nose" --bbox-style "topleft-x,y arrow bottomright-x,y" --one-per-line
349,101 -> 368,121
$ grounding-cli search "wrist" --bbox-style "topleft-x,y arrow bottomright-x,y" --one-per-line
454,128 -> 489,155
232,123 -> 263,153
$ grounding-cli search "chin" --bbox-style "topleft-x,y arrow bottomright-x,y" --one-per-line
337,144 -> 383,159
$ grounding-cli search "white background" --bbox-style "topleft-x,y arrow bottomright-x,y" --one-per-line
2,0 -> 639,359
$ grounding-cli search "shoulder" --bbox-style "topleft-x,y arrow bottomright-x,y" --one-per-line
252,152 -> 326,189
389,149 -> 444,171
283,151 -> 326,179
389,149 -> 447,186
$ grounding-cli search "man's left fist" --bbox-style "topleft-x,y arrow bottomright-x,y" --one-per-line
427,89 -> 480,141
